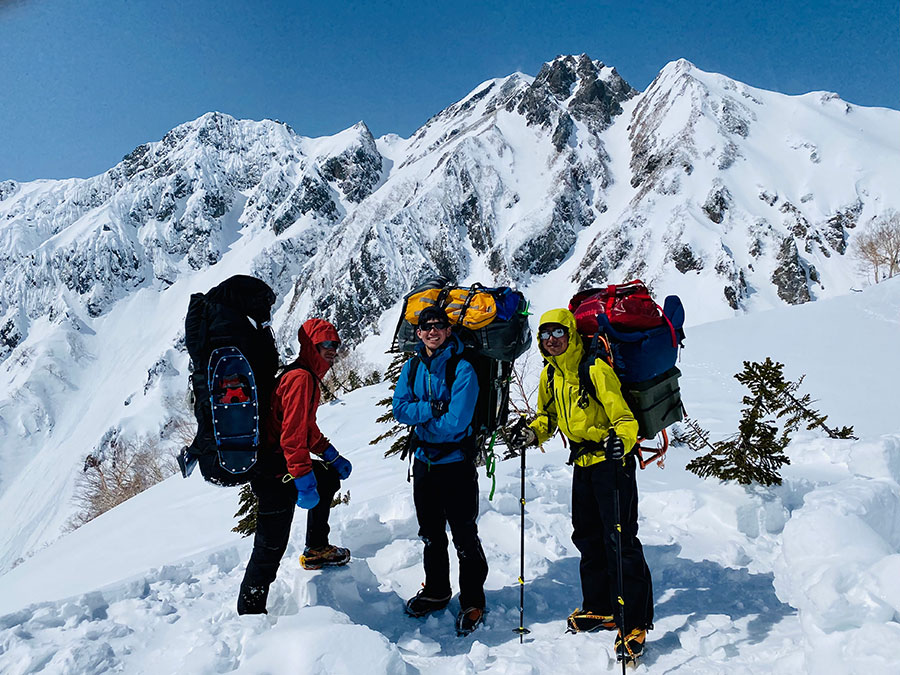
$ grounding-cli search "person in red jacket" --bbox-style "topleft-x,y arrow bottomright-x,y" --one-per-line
237,318 -> 353,615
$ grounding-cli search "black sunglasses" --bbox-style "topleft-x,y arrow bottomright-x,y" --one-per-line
418,321 -> 450,332
538,327 -> 567,341
318,340 -> 341,350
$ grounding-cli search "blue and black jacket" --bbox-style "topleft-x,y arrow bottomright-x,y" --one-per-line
392,334 -> 479,464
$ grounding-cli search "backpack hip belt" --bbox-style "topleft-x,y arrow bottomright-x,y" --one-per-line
567,438 -> 604,466
410,431 -> 476,462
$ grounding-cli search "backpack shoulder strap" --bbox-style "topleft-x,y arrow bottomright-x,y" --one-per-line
407,357 -> 421,395
545,363 -> 556,404
445,352 -> 462,392
577,354 -> 598,405
577,334 -> 614,406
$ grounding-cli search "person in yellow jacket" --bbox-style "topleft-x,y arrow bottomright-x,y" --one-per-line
509,308 -> 653,661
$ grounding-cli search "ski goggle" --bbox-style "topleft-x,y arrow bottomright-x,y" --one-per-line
418,321 -> 450,332
538,327 -> 567,341
318,340 -> 341,350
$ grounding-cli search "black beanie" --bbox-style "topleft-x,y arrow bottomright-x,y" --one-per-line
417,305 -> 450,326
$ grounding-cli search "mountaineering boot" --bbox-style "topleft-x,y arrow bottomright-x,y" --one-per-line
236,584 -> 269,615
456,607 -> 485,636
615,628 -> 647,663
405,588 -> 452,618
566,608 -> 617,633
300,545 -> 351,570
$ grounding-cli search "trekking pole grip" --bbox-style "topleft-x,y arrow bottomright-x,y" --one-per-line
607,428 -> 625,461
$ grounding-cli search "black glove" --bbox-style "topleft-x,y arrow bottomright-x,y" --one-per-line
605,431 -> 625,460
508,417 -> 538,449
431,400 -> 449,418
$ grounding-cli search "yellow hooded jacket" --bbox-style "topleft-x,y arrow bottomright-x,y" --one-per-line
529,308 -> 639,467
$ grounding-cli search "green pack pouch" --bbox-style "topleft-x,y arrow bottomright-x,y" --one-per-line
623,366 -> 683,439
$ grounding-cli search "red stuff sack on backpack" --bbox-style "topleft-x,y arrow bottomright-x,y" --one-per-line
569,280 -> 664,333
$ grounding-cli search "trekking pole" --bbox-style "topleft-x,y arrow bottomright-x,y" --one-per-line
512,441 -> 531,643
609,429 -> 627,674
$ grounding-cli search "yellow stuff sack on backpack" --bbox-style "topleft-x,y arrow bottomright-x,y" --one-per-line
404,286 -> 498,329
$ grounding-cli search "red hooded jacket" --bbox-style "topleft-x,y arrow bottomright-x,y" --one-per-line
267,318 -> 340,478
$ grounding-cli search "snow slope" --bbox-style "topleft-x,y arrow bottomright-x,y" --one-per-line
1,278 -> 898,674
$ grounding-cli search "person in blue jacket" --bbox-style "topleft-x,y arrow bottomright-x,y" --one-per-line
392,305 -> 488,636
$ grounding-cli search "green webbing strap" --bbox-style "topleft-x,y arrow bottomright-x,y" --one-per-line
485,430 -> 498,500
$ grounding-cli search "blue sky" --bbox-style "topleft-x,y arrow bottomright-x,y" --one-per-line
1,0 -> 897,181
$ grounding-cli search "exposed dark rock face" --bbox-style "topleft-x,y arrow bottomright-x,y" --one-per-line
822,201 -> 862,254
780,202 -> 810,238
0,316 -> 22,359
568,55 -> 636,133
573,221 -> 639,287
717,98 -> 751,137
759,190 -> 778,206
0,180 -> 19,202
552,113 -> 575,151
703,185 -> 733,223
723,269 -> 749,310
121,143 -> 153,179
143,355 -> 179,395
508,54 -> 635,136
672,244 -> 704,272
771,237 -> 811,304
511,212 -> 577,276
319,123 -> 384,203
724,285 -> 739,309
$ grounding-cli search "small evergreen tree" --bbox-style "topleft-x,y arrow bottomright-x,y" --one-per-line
370,352 -> 412,458
331,490 -> 351,507
737,358 -> 856,440
685,358 -> 855,486
685,397 -> 791,486
232,484 -> 258,537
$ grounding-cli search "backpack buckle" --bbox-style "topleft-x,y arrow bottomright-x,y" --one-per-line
577,389 -> 590,409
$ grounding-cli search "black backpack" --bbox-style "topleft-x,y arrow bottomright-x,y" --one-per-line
180,275 -> 279,486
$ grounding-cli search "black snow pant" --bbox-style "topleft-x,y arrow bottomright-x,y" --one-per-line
413,458 -> 488,610
571,453 -> 654,632
241,460 -> 341,590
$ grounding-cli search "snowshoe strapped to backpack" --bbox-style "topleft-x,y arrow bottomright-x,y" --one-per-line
183,275 -> 279,486
393,277 -> 531,456
568,281 -> 686,440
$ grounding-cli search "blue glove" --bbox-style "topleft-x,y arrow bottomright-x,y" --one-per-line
430,400 -> 448,418
294,471 -> 319,509
322,444 -> 352,480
